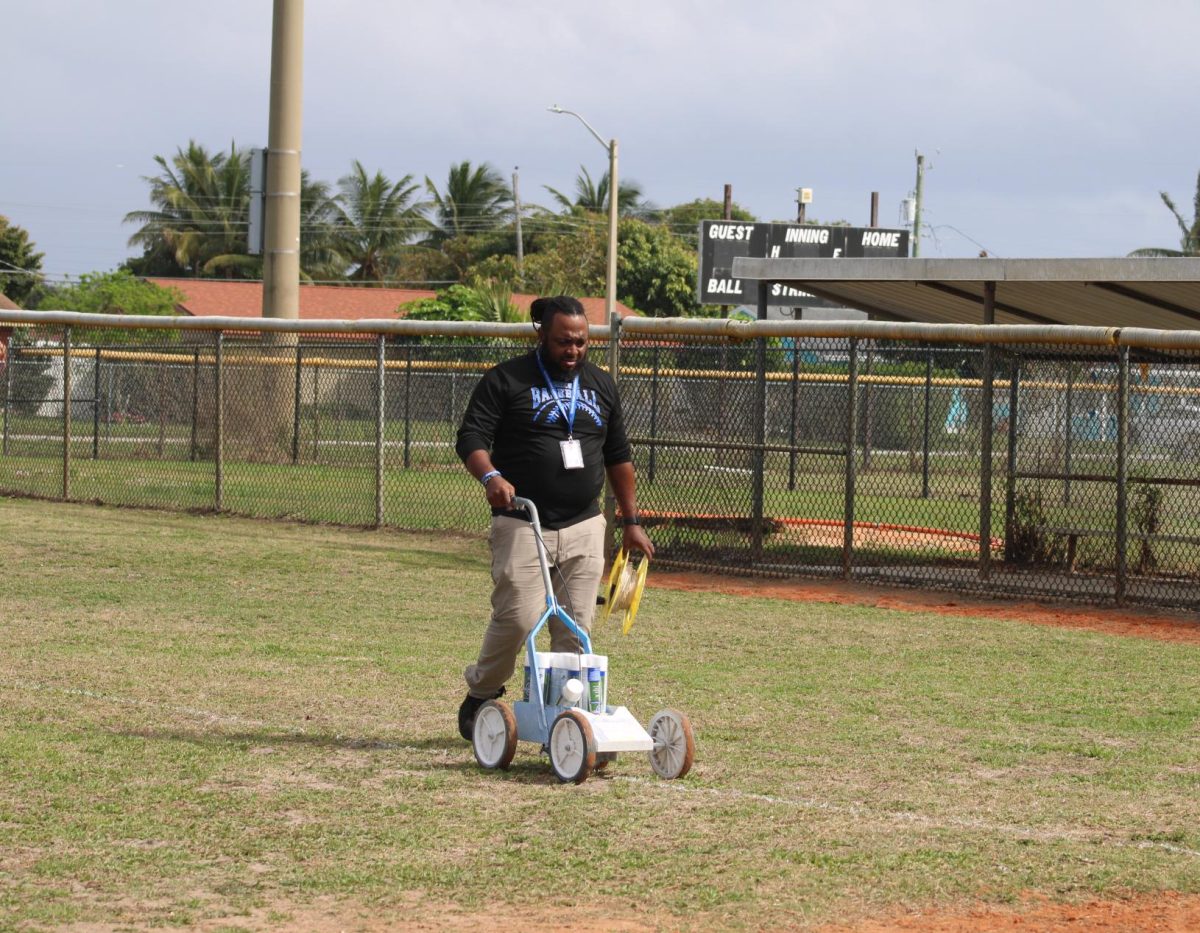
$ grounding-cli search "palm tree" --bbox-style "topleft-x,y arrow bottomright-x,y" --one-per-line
545,165 -> 650,218
1129,171 -> 1200,257
326,161 -> 429,283
424,161 -> 512,242
206,170 -> 340,280
296,174 -> 339,281
468,277 -> 524,323
125,141 -> 250,276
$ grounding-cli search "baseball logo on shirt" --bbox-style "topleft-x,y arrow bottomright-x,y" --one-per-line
530,385 -> 604,428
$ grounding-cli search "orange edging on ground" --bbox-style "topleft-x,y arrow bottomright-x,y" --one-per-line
817,890 -> 1200,933
650,570 -> 1200,644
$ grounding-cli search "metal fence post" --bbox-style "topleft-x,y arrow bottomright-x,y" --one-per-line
2,334 -> 10,457
92,347 -> 100,460
1115,345 -> 1129,605
979,345 -> 995,578
62,326 -> 72,500
717,342 -> 728,468
156,358 -> 166,459
292,345 -> 302,465
648,344 -> 659,484
843,337 -> 859,579
922,348 -> 933,498
1064,363 -> 1075,506
311,362 -> 320,462
788,346 -> 800,491
215,331 -> 224,511
605,311 -> 622,559
1004,354 -> 1021,559
403,342 -> 412,469
190,349 -> 199,462
375,334 -> 385,528
861,339 -> 873,471
751,284 -> 769,563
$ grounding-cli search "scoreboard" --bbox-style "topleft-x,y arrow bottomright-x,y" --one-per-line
698,221 -> 909,307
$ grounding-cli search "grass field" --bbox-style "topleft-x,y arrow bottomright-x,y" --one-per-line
2,499 -> 1200,931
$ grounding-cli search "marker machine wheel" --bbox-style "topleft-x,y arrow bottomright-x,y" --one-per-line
473,699 -> 518,771
549,709 -> 596,784
647,709 -> 695,779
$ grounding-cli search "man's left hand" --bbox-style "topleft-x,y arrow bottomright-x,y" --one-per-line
622,523 -> 655,560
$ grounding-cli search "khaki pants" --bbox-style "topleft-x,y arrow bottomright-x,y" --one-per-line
464,513 -> 606,698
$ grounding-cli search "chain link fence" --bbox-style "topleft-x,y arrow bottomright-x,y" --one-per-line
3,313 -> 1199,611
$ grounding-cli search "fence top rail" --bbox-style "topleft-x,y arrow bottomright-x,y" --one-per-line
0,310 -> 582,340
3,309 -> 1199,352
622,317 -> 1127,346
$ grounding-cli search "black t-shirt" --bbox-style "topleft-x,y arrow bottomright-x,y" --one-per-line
455,349 -> 632,529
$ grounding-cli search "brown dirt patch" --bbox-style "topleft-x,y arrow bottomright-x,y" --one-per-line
650,570 -> 1200,645
781,521 -> 985,555
818,891 -> 1200,932
82,892 -> 1200,932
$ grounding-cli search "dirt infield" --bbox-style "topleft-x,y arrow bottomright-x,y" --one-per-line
651,569 -> 1200,645
145,891 -> 1200,932
778,518 -> 994,556
816,891 -> 1200,933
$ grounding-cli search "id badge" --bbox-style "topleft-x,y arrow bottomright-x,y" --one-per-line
560,438 -> 584,470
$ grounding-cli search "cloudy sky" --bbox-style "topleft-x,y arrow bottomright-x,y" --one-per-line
3,0 -> 1198,283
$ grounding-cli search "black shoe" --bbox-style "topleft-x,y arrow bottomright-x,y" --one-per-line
458,686 -> 505,741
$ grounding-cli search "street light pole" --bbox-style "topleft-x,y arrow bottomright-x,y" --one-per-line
549,105 -> 618,323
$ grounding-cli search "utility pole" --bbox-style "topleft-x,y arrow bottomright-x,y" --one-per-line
262,0 -> 303,319
912,152 -> 925,258
548,106 -> 617,325
606,139 -> 619,325
795,187 -> 809,224
513,167 -> 524,286
720,184 -> 732,320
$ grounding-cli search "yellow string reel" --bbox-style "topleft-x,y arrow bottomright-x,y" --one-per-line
602,547 -> 649,635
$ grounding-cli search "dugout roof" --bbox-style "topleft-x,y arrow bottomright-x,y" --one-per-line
730,257 -> 1200,330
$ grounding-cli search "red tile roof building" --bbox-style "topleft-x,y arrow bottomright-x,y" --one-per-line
148,279 -> 637,327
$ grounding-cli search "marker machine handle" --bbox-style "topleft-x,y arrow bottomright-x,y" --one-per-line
509,496 -> 554,604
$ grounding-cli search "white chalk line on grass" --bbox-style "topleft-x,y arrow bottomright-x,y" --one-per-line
613,775 -> 1200,859
9,680 -> 434,755
11,678 -> 1200,860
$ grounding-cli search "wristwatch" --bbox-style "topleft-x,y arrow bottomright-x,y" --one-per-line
622,516 -> 641,526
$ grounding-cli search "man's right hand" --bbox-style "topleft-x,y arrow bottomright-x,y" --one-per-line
484,475 -> 516,509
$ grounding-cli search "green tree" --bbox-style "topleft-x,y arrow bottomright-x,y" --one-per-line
296,174 -> 339,281
0,215 -> 45,306
425,161 -> 512,242
125,141 -> 340,281
616,218 -> 700,317
398,280 -> 520,323
469,220 -> 608,298
326,161 -> 429,283
124,141 -> 251,277
466,216 -> 699,316
47,270 -> 184,345
545,166 -> 649,217
1130,171 -> 1200,256
657,197 -> 757,245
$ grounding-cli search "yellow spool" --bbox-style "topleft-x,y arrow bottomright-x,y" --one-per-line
601,547 -> 648,634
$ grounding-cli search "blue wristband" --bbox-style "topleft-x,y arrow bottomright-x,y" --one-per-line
480,470 -> 502,487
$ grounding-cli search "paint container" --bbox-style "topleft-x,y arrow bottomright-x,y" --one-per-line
588,668 -> 604,713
